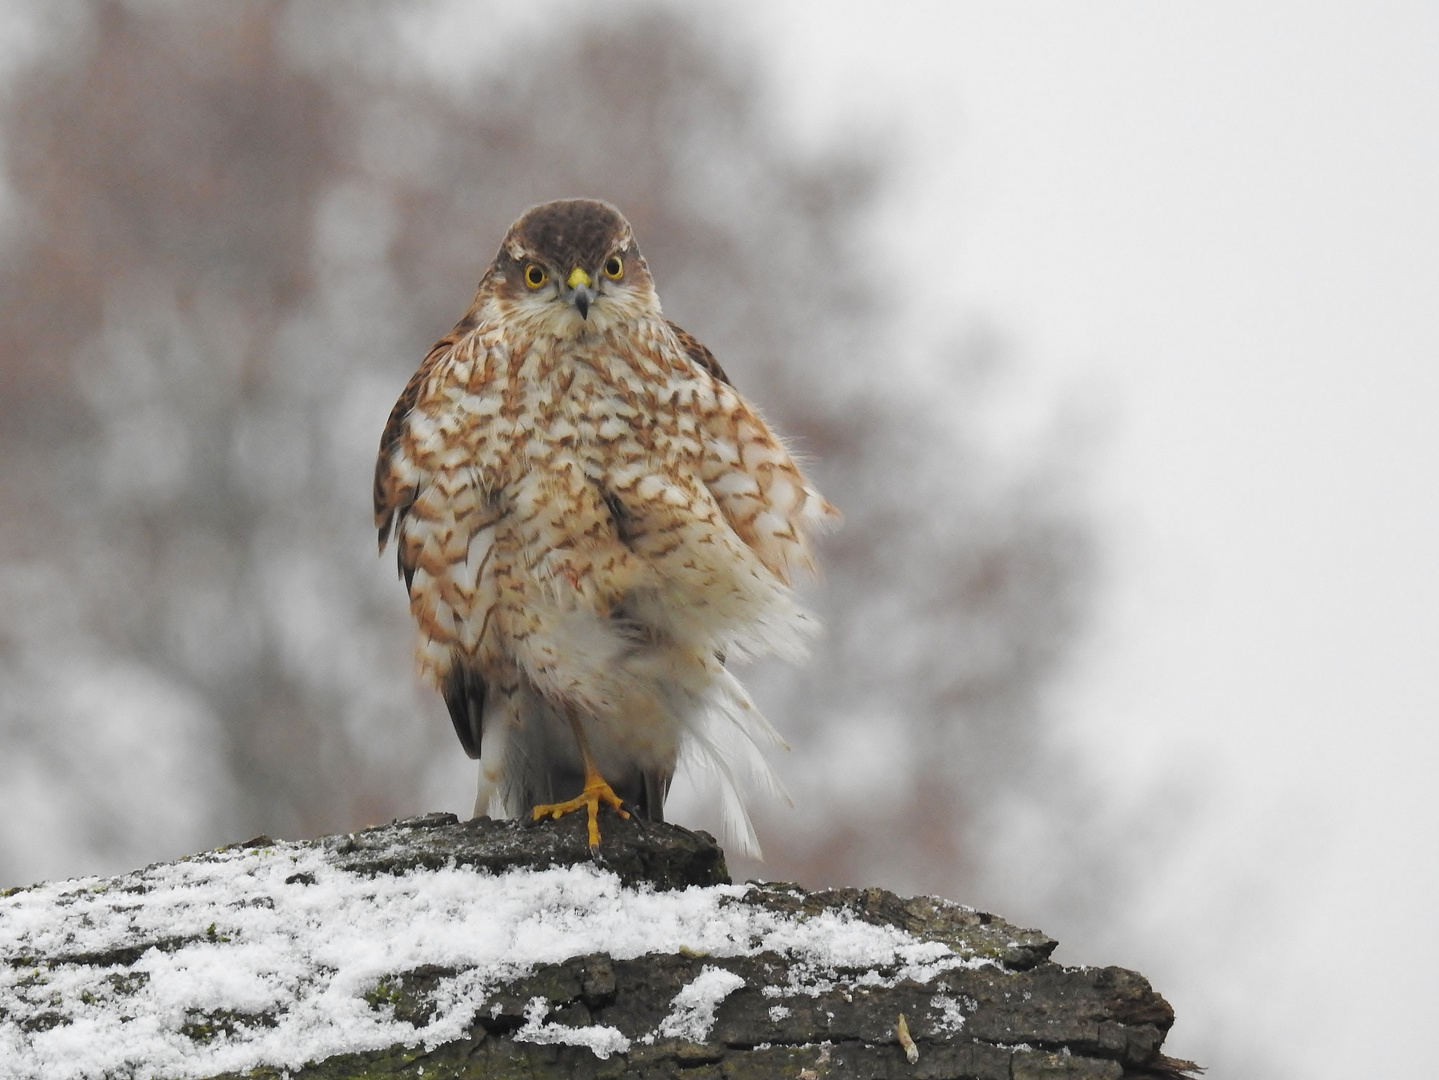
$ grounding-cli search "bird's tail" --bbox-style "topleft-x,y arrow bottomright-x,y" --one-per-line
676,667 -> 791,859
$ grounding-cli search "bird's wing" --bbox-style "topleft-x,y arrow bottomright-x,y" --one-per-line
374,339 -> 445,559
375,334 -> 507,759
667,319 -> 732,386
666,322 -> 839,585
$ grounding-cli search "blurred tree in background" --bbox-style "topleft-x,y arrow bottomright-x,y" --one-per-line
0,0 -> 1091,900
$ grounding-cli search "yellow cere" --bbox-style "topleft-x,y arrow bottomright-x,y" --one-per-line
568,267 -> 594,289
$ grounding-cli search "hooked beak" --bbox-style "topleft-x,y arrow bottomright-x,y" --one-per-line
572,285 -> 594,320
567,266 -> 595,320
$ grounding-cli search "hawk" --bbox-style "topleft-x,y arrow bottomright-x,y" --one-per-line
374,199 -> 836,853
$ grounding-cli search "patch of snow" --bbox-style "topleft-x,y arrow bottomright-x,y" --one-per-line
0,839 -> 987,1079
654,966 -> 745,1042
514,997 -> 630,1058
931,994 -> 968,1033
768,1004 -> 791,1021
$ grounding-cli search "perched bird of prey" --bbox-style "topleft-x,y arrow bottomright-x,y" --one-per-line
374,199 -> 836,853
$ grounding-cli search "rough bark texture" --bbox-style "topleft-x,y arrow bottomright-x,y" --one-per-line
2,813 -> 1198,1079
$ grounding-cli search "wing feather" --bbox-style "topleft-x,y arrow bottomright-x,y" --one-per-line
441,660 -> 485,759
665,322 -> 838,583
376,326 -> 510,761
666,319 -> 732,386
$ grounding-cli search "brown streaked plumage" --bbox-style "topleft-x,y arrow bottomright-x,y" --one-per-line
374,198 -> 837,854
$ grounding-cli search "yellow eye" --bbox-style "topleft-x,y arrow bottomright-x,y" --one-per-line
524,264 -> 548,288
603,256 -> 623,280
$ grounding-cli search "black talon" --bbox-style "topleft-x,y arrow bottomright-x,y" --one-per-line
622,803 -> 652,838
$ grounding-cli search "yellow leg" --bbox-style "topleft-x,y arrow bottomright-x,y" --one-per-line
530,719 -> 630,847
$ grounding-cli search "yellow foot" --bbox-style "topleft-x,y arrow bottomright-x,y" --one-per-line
531,776 -> 630,847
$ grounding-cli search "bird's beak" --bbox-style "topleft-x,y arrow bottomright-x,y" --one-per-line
567,266 -> 595,320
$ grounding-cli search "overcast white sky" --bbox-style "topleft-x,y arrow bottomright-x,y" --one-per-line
744,3 -> 1438,1077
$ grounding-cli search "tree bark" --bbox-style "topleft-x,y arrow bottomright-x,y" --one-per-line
1,813 -> 1198,1079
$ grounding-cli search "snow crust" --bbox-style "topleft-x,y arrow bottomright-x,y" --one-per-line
652,966 -> 746,1043
0,838 -> 978,1079
931,994 -> 970,1033
515,997 -> 631,1058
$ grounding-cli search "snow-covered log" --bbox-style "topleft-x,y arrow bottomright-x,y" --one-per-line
0,813 -> 1196,1079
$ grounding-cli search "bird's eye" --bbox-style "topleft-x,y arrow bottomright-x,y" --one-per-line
524,264 -> 549,288
603,256 -> 623,280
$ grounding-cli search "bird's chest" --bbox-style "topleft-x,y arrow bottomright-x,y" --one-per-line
509,349 -> 707,483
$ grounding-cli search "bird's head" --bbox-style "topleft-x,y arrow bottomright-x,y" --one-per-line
489,199 -> 659,338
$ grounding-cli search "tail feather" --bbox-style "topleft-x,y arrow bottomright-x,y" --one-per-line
677,669 -> 792,859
